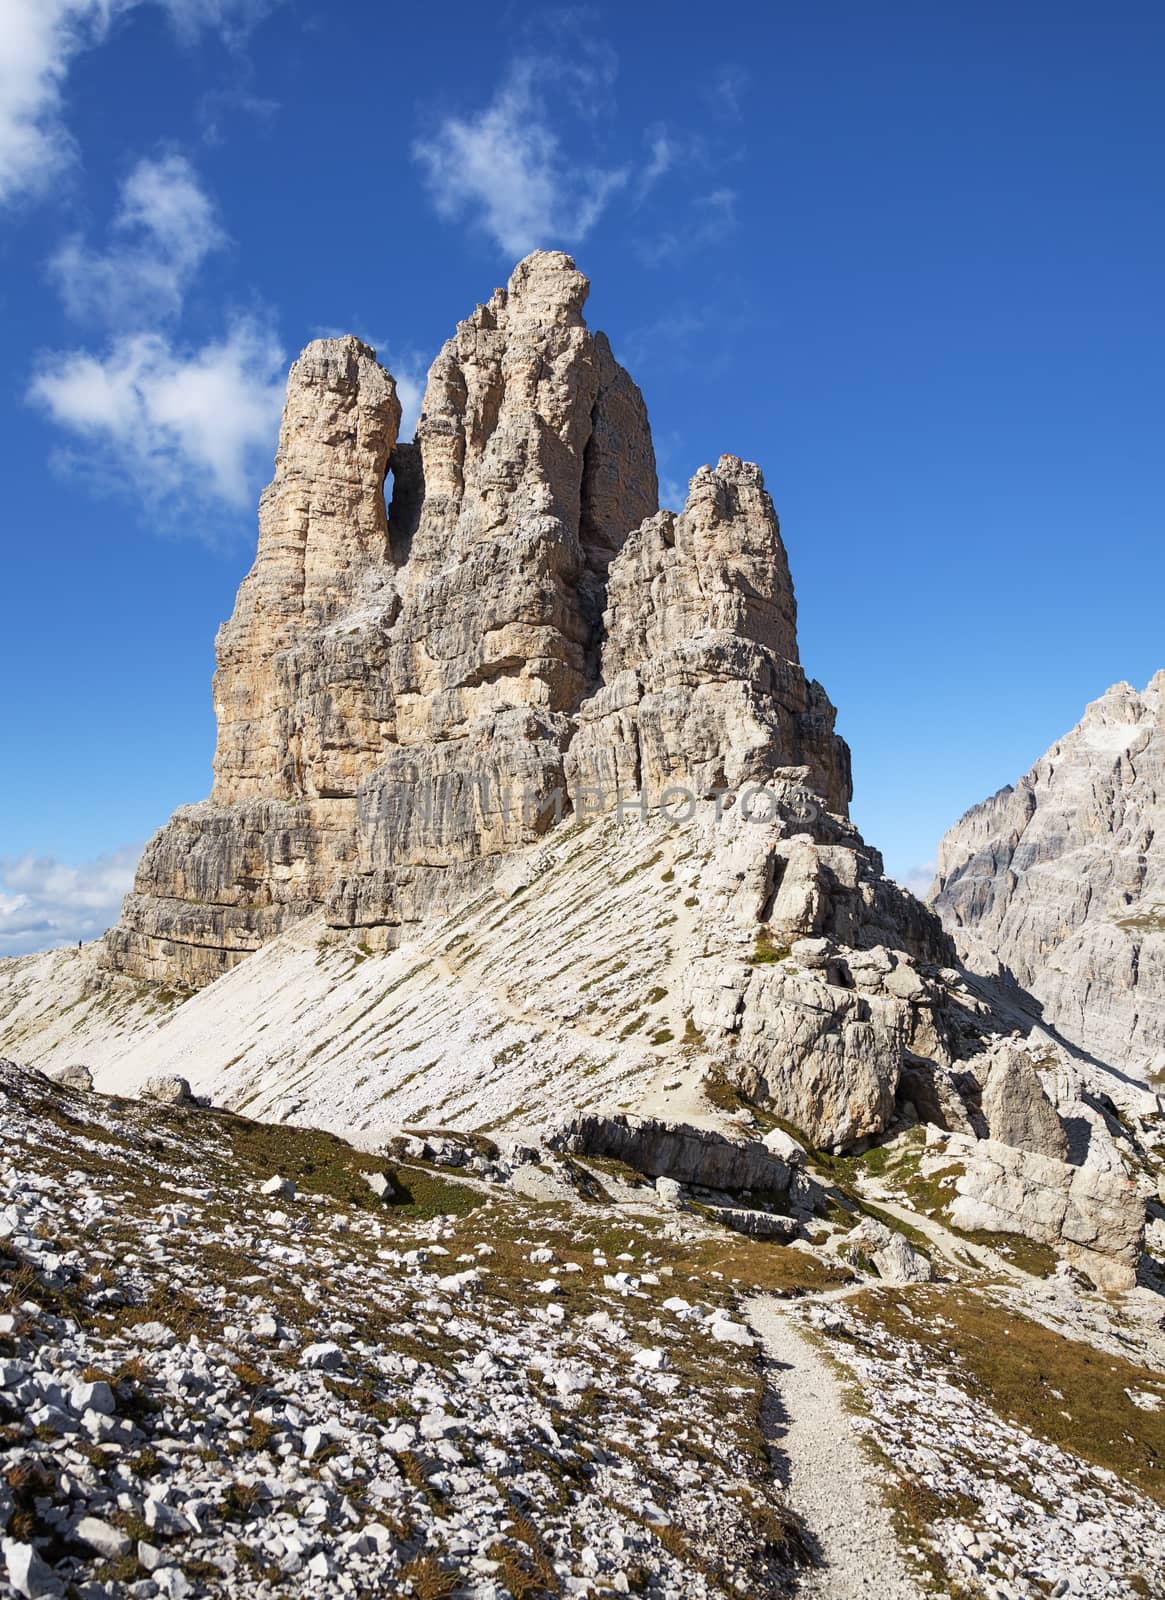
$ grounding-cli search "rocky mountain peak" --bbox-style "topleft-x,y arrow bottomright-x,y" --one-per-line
931,672 -> 1165,1076
498,246 -> 591,324
104,253 -> 851,989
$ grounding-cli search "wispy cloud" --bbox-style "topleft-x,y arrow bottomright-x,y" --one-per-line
0,842 -> 141,957
30,316 -> 285,510
33,144 -> 284,523
413,54 -> 628,257
639,129 -> 676,196
633,124 -> 712,207
154,0 -> 280,47
620,309 -> 709,372
658,474 -> 687,511
636,186 -> 739,267
0,0 -> 281,208
50,153 -> 226,325
197,83 -> 278,145
0,0 -> 117,207
895,861 -> 937,900
392,359 -> 426,440
707,64 -> 748,121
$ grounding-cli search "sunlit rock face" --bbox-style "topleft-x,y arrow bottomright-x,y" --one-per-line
105,250 -> 858,987
931,673 -> 1165,1080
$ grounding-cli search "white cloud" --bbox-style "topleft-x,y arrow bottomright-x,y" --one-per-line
387,349 -> 426,440
413,57 -> 627,258
895,861 -> 938,900
29,316 -> 285,508
0,1 -> 119,206
638,128 -> 677,199
0,842 -> 141,957
33,143 -> 283,521
154,0 -> 278,45
0,0 -> 279,208
50,153 -> 226,325
658,475 -> 686,511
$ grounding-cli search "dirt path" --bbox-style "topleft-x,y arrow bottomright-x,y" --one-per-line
747,1295 -> 928,1600
856,1184 -> 1026,1282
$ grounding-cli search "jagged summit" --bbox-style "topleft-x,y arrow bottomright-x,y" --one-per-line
104,252 -> 848,989
930,672 -> 1165,1077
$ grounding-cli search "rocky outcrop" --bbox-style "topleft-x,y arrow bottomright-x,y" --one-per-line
86,249 -> 1137,1196
979,1044 -> 1068,1159
949,1135 -> 1143,1291
930,675 -> 1165,1082
106,337 -> 403,986
567,457 -> 851,814
103,251 -> 864,988
833,1215 -> 934,1284
549,1112 -> 794,1194
107,255 -> 662,984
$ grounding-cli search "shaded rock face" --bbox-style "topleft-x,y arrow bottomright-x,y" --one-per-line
548,1112 -> 793,1194
930,675 -> 1165,1081
980,1045 -> 1068,1160
104,251 -> 858,988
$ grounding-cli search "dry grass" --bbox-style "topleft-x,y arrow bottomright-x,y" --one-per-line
853,1285 -> 1165,1501
398,1552 -> 461,1598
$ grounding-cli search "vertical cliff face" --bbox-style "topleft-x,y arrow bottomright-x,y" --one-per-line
105,339 -> 403,988
212,336 -> 403,805
104,251 -> 857,988
930,673 -> 1165,1077
390,251 -> 656,737
569,455 -> 850,814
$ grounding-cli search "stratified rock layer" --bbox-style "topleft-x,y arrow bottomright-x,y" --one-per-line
930,675 -> 1165,1081
105,251 -> 855,987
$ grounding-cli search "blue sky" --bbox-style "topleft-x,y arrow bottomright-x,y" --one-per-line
1,0 -> 1162,954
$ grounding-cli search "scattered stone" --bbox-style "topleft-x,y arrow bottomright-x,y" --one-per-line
69,1380 -> 115,1416
75,1516 -> 131,1559
138,1075 -> 192,1105
299,1341 -> 344,1372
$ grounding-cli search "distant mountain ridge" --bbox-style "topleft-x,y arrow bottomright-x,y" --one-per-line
930,672 -> 1165,1082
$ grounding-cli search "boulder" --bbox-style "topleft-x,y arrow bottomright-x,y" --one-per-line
260,1175 -> 296,1199
762,1126 -> 807,1166
979,1045 -> 1068,1159
74,1517 -> 131,1560
48,1064 -> 93,1092
704,1207 -> 799,1240
139,1075 -> 192,1105
1,1539 -> 62,1599
834,1216 -> 933,1284
548,1114 -> 792,1195
950,1138 -> 1144,1291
